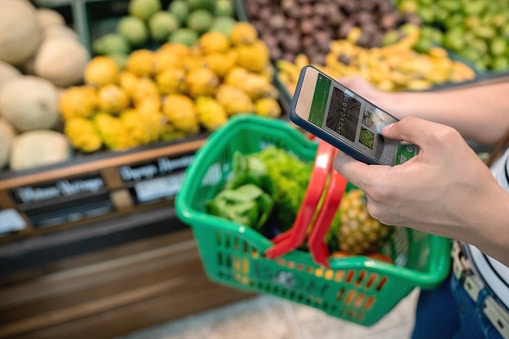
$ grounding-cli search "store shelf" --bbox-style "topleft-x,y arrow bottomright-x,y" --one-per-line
0,227 -> 254,339
0,203 -> 185,275
0,135 -> 207,244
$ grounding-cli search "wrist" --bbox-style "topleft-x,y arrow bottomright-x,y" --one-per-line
467,186 -> 509,265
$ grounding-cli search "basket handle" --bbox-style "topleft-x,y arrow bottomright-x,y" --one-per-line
307,159 -> 348,267
265,141 -> 335,259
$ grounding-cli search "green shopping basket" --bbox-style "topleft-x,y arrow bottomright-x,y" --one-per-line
175,114 -> 451,326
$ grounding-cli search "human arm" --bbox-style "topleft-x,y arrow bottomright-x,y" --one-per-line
334,117 -> 509,266
338,77 -> 509,145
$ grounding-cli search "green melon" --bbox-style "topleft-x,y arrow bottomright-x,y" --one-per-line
168,28 -> 199,47
168,0 -> 189,25
117,16 -> 148,46
149,11 -> 180,41
93,33 -> 131,55
187,9 -> 214,34
210,16 -> 237,38
128,0 -> 161,21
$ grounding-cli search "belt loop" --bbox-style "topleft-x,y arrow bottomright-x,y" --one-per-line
484,296 -> 509,339
463,274 -> 483,302
451,241 -> 509,338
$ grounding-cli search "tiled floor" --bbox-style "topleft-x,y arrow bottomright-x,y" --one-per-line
120,289 -> 419,339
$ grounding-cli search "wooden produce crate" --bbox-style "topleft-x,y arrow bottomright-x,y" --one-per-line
0,136 -> 207,245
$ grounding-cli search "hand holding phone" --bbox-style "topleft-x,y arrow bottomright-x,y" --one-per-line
290,66 -> 418,166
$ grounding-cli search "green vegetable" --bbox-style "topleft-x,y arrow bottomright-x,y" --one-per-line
255,146 -> 313,231
205,184 -> 274,230
226,151 -> 273,194
205,146 -> 313,234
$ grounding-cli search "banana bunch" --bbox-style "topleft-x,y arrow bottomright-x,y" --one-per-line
277,26 -> 476,94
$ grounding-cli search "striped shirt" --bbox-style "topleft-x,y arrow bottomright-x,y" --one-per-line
467,147 -> 509,309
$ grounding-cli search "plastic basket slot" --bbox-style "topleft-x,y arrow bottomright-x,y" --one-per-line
345,290 -> 356,305
334,271 -> 345,283
233,237 -> 240,251
355,270 -> 367,287
224,233 -> 231,248
242,241 -> 250,254
345,270 -> 355,283
355,293 -> 366,308
306,295 -> 324,306
375,276 -> 388,291
242,258 -> 250,273
225,253 -> 232,267
364,295 -> 375,310
251,249 -> 260,259
231,256 -> 249,274
201,162 -> 225,191
217,251 -> 223,266
336,287 -> 346,302
365,273 -> 378,289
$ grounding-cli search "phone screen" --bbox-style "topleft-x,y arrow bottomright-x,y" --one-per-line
294,67 -> 418,165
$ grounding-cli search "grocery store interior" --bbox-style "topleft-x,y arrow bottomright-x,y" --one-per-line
0,0 -> 507,338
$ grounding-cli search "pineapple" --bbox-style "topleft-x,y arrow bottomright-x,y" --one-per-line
337,189 -> 394,255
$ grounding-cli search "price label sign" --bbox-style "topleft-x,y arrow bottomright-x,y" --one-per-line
121,153 -> 194,205
12,175 -> 105,204
10,174 -> 114,228
0,208 -> 26,235
134,172 -> 186,203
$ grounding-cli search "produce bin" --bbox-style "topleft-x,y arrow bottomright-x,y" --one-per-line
175,114 -> 451,326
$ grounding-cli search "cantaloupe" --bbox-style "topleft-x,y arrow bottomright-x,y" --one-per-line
0,118 -> 16,169
44,26 -> 80,41
0,76 -> 60,132
37,8 -> 66,30
0,61 -> 21,94
10,130 -> 71,171
0,0 -> 43,66
34,38 -> 90,87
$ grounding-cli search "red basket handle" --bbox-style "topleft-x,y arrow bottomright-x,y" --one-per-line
307,164 -> 348,268
265,141 -> 335,259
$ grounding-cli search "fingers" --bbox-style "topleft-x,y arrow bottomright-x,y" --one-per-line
333,151 -> 372,188
382,116 -> 461,149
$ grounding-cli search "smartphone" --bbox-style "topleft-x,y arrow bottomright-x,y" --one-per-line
290,65 -> 418,166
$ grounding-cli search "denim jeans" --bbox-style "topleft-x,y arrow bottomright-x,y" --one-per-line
411,269 -> 504,339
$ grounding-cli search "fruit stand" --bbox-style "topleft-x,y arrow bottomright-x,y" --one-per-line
0,0 -> 508,337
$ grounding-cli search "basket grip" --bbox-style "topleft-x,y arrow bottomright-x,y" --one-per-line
265,141 -> 335,259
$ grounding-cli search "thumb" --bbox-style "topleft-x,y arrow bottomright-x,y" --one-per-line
382,116 -> 448,148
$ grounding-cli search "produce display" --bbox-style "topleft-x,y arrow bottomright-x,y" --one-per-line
0,0 -> 89,172
277,26 -> 477,93
0,0 -> 282,171
240,0 -> 422,64
397,0 -> 509,72
239,0 -> 480,94
206,146 -> 394,259
92,0 -> 237,65
62,21 -> 280,153
0,0 -> 505,175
